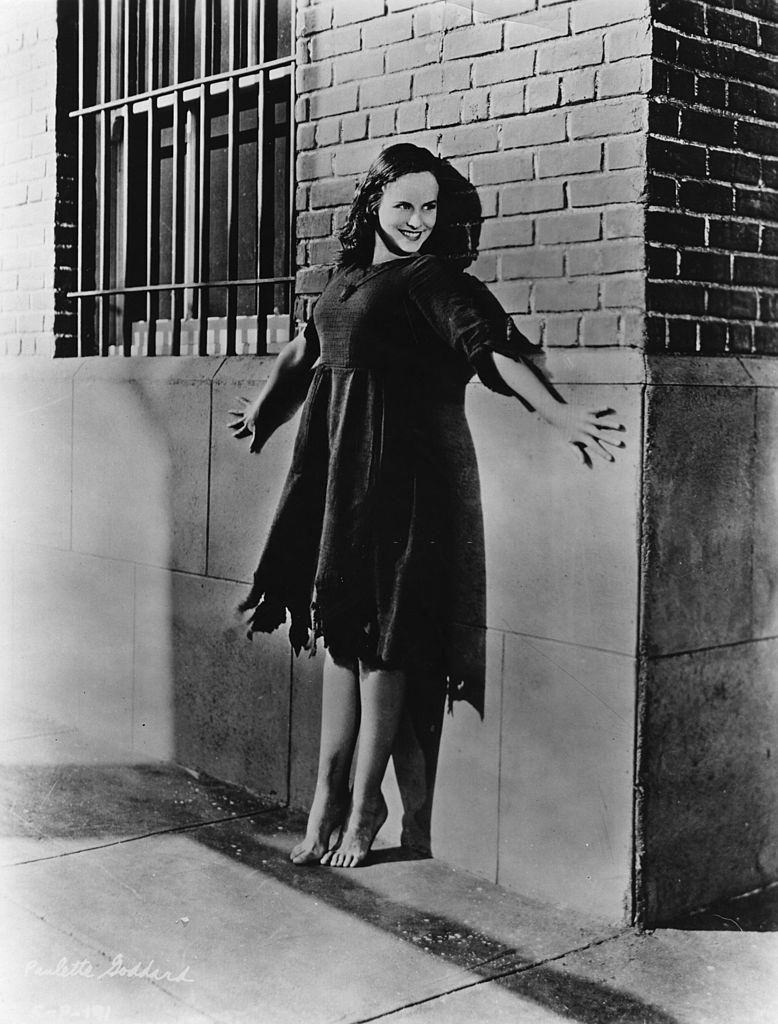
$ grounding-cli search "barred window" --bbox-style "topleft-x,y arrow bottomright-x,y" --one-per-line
72,0 -> 295,356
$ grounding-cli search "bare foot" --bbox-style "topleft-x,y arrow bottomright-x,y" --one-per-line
321,796 -> 388,868
289,788 -> 348,865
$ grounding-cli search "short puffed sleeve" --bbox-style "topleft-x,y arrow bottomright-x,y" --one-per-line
405,254 -> 539,396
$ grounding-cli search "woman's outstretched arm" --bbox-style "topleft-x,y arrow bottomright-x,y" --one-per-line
228,328 -> 320,453
490,352 -> 625,468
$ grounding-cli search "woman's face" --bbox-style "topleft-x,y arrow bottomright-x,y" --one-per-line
373,171 -> 439,259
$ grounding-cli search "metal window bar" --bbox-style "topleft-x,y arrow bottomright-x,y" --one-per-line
255,0 -> 265,334
145,0 -> 158,354
196,0 -> 211,356
76,0 -> 85,356
69,0 -> 295,357
97,2 -> 111,355
225,0 -> 240,355
145,96 -> 159,355
171,0 -> 185,356
118,0 -> 131,355
70,53 -> 292,120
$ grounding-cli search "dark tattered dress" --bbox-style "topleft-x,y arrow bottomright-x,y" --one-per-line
240,253 -> 535,714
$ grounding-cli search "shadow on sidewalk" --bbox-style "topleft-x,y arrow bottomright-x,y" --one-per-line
2,761 -> 683,1024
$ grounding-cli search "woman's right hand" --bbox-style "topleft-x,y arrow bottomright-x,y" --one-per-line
228,396 -> 264,452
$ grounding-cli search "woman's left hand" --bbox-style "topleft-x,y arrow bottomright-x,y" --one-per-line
544,404 -> 625,468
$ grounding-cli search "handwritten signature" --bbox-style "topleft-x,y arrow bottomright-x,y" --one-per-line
25,955 -> 194,984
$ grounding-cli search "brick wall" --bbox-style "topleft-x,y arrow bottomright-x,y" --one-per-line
647,0 -> 778,355
0,0 -> 75,358
295,0 -> 652,350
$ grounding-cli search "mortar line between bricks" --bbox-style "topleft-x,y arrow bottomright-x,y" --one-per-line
654,21 -> 771,55
650,99 -> 778,131
0,806 -> 282,869
347,931 -> 630,1024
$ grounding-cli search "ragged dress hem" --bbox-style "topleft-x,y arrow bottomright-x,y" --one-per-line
237,587 -> 485,719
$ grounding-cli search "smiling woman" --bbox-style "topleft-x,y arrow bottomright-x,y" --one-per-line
373,173 -> 439,260
228,143 -> 624,871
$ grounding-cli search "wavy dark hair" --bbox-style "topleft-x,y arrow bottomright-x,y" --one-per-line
337,143 -> 482,270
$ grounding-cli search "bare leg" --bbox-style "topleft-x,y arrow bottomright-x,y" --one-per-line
392,674 -> 446,856
290,652 -> 358,865
323,664 -> 406,868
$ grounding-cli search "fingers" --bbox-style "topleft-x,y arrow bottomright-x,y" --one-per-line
572,441 -> 593,470
589,433 -> 625,450
571,433 -> 621,464
227,422 -> 251,440
593,421 -> 626,432
584,411 -> 625,433
228,396 -> 253,439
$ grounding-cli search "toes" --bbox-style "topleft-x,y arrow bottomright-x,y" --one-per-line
290,848 -> 316,865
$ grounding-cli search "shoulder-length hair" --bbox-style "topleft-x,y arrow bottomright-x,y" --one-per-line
337,143 -> 481,269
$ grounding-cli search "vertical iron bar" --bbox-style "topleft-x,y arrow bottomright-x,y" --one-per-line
123,0 -> 130,97
171,0 -> 184,354
99,110 -> 111,353
246,0 -> 256,66
288,60 -> 296,343
197,0 -> 212,355
120,104 -> 131,355
288,0 -> 296,342
98,2 -> 111,353
120,0 -> 131,354
225,0 -> 240,355
146,96 -> 158,355
147,0 -> 157,91
255,0 -> 266,353
143,0 -> 158,353
77,0 -> 85,355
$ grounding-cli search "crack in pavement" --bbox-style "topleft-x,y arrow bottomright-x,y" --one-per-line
347,930 -> 630,1024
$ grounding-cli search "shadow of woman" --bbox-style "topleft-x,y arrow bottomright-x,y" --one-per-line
390,160 -> 543,855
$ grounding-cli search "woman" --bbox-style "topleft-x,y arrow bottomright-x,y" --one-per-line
229,144 -> 623,868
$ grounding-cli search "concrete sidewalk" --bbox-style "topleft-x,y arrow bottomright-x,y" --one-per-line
0,700 -> 775,1024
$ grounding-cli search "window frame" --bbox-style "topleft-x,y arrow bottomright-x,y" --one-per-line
70,0 -> 296,357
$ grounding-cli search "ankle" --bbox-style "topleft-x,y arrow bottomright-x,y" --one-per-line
350,793 -> 387,822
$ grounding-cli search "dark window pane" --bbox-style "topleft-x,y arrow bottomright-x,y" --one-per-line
157,111 -> 175,317
261,75 -> 290,280
265,0 -> 293,60
82,4 -> 99,107
157,0 -> 173,88
212,0 -> 231,74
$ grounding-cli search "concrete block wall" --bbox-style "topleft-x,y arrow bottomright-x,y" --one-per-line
647,0 -> 778,354
0,353 -> 643,924
0,357 -> 297,803
295,0 -> 652,349
636,358 -> 778,924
